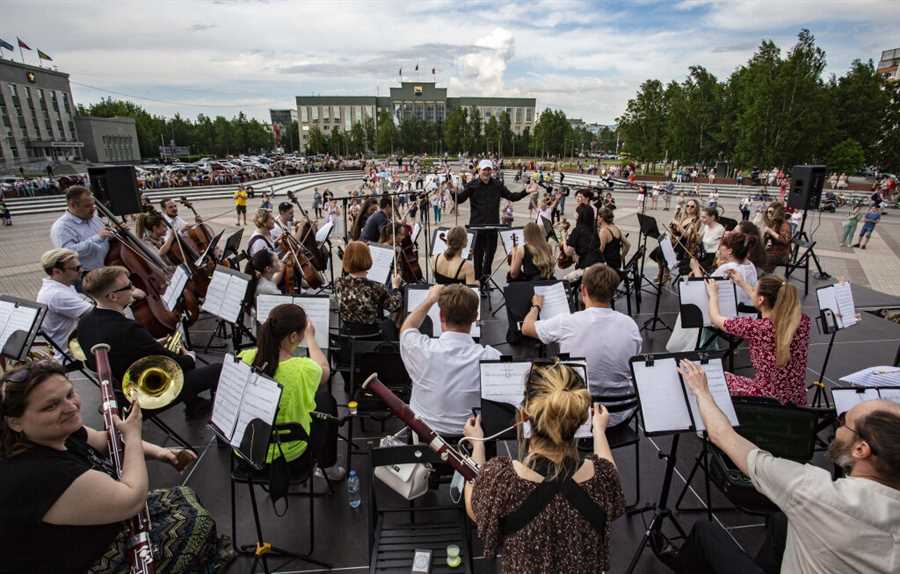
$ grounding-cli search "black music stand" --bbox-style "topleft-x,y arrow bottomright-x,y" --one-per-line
636,214 -> 671,333
809,308 -> 839,409
220,228 -> 246,268
0,297 -> 47,362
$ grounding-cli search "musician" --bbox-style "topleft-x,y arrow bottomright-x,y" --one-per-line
689,231 -> 759,305
36,249 -> 93,360
239,304 -> 345,480
453,160 -> 529,286
735,220 -> 768,270
463,362 -> 625,573
433,226 -> 477,286
159,197 -> 200,235
334,241 -> 402,337
76,266 -> 222,419
247,249 -> 287,299
350,198 -> 378,241
0,362 -> 234,573
597,207 -> 629,274
760,202 -> 792,273
270,201 -> 296,244
360,196 -> 393,243
561,204 -> 603,270
247,208 -> 276,258
49,185 -> 112,274
659,365 -> 900,573
698,207 -> 725,270
399,285 -> 501,437
523,264 -> 641,426
508,222 -> 554,281
705,274 -> 809,406
134,212 -> 175,259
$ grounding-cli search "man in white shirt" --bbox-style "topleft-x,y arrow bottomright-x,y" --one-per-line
35,248 -> 93,360
400,284 -> 501,437
522,263 -> 642,427
658,360 -> 900,574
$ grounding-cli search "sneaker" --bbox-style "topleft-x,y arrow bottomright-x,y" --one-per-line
315,465 -> 347,481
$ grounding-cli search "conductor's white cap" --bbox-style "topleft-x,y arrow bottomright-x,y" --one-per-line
478,159 -> 493,171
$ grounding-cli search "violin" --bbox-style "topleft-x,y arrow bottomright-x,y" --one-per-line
557,225 -> 575,270
507,232 -> 519,266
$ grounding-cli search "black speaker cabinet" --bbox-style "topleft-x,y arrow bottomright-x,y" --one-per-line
787,165 -> 827,211
88,165 -> 141,216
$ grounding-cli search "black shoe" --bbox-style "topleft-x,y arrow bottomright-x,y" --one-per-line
852,243 -> 860,248
185,397 -> 213,420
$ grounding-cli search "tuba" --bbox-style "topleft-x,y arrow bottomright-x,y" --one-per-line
121,335 -> 184,411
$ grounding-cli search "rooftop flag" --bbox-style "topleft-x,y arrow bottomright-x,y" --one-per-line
0,38 -> 13,51
17,37 -> 31,50
37,49 -> 52,61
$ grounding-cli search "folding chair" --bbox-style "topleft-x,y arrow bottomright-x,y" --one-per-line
368,444 -> 474,574
230,422 -> 334,574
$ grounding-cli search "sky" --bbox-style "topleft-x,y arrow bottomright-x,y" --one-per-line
2,0 -> 898,125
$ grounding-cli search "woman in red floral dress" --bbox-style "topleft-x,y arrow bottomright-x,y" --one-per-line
706,274 -> 810,406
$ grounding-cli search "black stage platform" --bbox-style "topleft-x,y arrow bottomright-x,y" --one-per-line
69,266 -> 900,574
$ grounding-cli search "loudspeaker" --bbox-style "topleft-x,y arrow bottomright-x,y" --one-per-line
787,165 -> 827,211
88,165 -> 141,216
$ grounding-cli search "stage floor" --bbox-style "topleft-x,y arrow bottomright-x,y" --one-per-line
68,271 -> 900,574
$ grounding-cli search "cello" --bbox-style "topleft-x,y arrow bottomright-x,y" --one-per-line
96,201 -> 180,338
177,196 -> 216,258
286,190 -> 329,272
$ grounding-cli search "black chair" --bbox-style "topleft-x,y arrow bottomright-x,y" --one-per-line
329,329 -> 382,394
577,390 -> 643,509
368,444 -> 474,574
229,422 -> 333,574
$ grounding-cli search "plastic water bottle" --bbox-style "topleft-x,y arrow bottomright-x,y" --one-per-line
347,470 -> 361,509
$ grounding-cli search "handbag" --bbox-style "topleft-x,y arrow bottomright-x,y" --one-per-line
373,429 -> 433,500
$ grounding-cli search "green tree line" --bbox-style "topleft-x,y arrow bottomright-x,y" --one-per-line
78,98 -> 273,158
616,30 -> 900,173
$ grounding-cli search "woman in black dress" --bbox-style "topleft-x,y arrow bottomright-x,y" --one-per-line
561,204 -> 603,270
508,222 -> 555,281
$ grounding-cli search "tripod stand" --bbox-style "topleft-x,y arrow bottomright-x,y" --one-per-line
809,309 -> 839,409
636,213 -> 671,333
786,209 -> 830,295
469,224 -> 511,313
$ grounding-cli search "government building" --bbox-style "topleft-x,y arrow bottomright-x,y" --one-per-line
293,82 -> 536,153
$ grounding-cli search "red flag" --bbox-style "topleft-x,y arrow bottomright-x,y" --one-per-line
17,37 -> 31,50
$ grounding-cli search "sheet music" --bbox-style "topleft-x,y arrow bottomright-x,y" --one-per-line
431,228 -> 473,259
534,282 -> 570,320
632,358 -> 693,434
818,283 -> 857,329
202,270 -> 249,323
294,296 -> 331,350
162,265 -> 190,312
480,362 -> 532,406
201,270 -> 229,317
877,387 -> 900,404
407,287 -> 480,337
232,372 -> 282,448
499,228 -> 525,254
839,366 -> 900,387
210,356 -> 252,441
315,220 -> 334,243
0,301 -> 38,356
679,280 -> 737,327
685,360 -> 739,432
367,243 -> 395,285
256,294 -> 293,324
660,236 -> 679,271
831,388 -> 881,415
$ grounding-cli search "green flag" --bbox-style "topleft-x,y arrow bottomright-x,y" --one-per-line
37,49 -> 52,61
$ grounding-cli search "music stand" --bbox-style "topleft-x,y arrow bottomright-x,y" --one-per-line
636,213 -> 670,333
0,297 -> 47,362
195,229 -> 225,268
221,228 -> 245,267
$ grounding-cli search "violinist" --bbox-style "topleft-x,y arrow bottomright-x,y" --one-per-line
134,212 -> 175,260
360,197 -> 392,243
561,204 -> 603,271
433,226 -> 478,286
270,201 -> 296,243
159,197 -> 200,235
334,241 -> 402,339
655,198 -> 701,281
508,222 -> 554,282
247,208 -> 276,258
247,249 -> 288,299
49,186 -> 113,275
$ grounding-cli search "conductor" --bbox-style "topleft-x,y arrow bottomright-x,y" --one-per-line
454,159 -> 528,285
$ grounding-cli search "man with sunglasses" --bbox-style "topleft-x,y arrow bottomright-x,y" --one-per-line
76,266 -> 220,420
656,359 -> 900,574
36,249 -> 93,361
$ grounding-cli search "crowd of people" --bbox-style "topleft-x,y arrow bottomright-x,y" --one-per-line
0,157 -> 898,573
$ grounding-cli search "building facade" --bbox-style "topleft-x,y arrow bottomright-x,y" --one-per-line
295,82 -> 536,153
0,59 -> 83,171
269,108 -> 298,149
75,116 -> 140,164
877,48 -> 900,82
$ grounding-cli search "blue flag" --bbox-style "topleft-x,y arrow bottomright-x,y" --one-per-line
0,38 -> 14,51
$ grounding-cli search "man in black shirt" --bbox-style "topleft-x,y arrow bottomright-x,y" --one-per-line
453,160 -> 528,283
360,196 -> 393,243
77,266 -> 221,419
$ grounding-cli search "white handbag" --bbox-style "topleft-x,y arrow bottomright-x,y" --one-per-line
374,430 -> 433,500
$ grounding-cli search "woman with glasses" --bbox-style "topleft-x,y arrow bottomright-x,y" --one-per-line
463,362 -> 625,574
0,362 -> 234,572
760,202 -> 792,273
653,198 -> 701,282
704,274 -> 810,405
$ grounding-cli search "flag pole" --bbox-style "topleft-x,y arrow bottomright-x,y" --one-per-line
19,44 -> 24,64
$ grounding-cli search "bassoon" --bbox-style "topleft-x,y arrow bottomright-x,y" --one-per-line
91,344 -> 156,574
362,373 -> 480,481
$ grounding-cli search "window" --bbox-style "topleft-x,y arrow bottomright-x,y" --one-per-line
38,89 -> 46,110
323,105 -> 330,120
526,108 -> 534,122
62,94 -> 71,114
516,107 -> 523,123
300,106 -> 308,122
311,106 -> 319,121
344,109 -> 351,131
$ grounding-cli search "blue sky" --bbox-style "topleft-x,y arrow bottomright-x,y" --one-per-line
2,0 -> 897,124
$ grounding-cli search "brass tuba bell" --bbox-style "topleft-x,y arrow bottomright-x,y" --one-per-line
121,355 -> 184,410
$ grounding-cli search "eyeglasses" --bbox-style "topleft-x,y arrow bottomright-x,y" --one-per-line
836,411 -> 878,455
108,281 -> 133,295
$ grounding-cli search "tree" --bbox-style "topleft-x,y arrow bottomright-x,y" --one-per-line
484,116 -> 500,155
307,126 -> 327,155
350,122 -> 366,155
499,111 -> 514,155
363,116 -> 376,153
616,79 -> 667,162
468,108 -> 483,155
830,60 -> 890,160
877,78 -> 900,173
443,107 -> 467,153
375,111 -> 397,155
827,138 -> 866,174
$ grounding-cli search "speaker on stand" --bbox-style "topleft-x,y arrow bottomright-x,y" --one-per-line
88,165 -> 141,217
786,165 -> 831,289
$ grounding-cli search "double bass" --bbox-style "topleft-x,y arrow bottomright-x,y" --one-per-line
97,201 -> 180,338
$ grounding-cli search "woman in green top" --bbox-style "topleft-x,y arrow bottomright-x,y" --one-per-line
839,200 -> 864,247
239,303 -> 339,475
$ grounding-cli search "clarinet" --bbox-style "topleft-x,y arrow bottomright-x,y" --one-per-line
91,344 -> 156,574
362,373 -> 480,482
